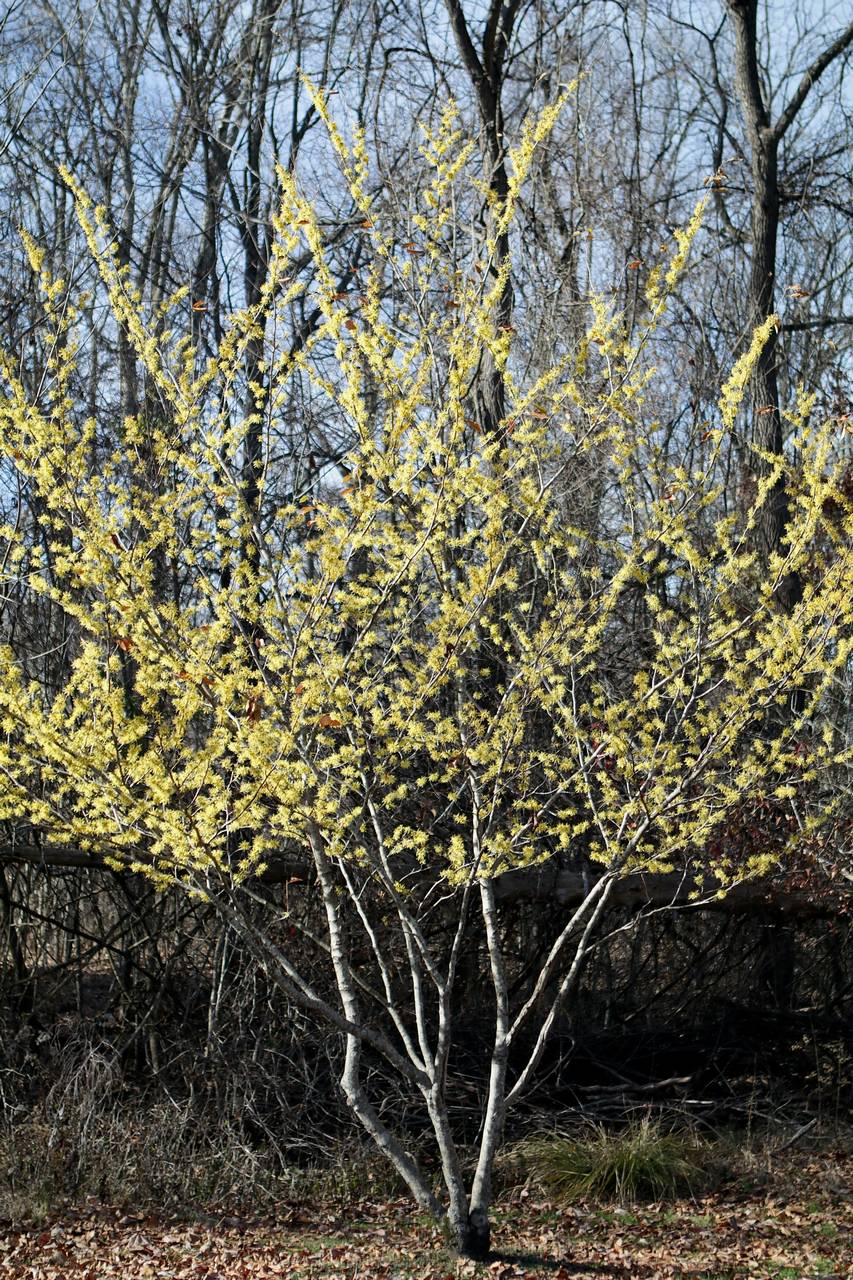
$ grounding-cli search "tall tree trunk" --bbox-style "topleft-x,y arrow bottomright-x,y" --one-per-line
726,0 -> 789,570
444,0 -> 521,436
726,0 -> 853,597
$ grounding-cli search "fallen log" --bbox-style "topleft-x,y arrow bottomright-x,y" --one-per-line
1,845 -> 849,917
491,865 -> 852,917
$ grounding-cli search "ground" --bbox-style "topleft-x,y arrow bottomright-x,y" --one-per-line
0,1151 -> 849,1279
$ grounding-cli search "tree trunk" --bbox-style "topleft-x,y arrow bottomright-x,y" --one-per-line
725,0 -> 853,583
726,0 -> 789,563
0,863 -> 34,1014
452,1207 -> 491,1259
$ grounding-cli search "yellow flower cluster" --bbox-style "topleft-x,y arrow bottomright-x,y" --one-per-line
0,95 -> 850,901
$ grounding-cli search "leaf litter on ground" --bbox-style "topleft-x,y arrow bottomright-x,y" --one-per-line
0,1150 -> 849,1279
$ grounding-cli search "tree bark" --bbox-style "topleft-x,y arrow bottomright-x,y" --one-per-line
726,1 -> 853,577
726,0 -> 787,562
443,0 -> 521,436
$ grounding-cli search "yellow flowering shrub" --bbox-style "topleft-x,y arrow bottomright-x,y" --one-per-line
0,96 -> 851,903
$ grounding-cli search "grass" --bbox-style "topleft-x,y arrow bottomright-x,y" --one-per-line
3,1079 -> 850,1280
1,1141 -> 850,1279
505,1115 -> 719,1205
2,1173 -> 850,1280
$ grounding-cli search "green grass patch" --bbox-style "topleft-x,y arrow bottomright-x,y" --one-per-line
507,1116 -> 720,1205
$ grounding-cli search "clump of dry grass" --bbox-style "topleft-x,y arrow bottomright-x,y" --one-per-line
505,1116 -> 719,1204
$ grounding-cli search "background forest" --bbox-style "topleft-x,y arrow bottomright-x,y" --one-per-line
0,0 -> 852,1241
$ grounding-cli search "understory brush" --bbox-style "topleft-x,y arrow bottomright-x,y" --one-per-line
0,1041 -> 406,1221
1,1028 -> 848,1224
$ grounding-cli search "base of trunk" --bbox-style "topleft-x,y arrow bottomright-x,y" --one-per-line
454,1207 -> 490,1260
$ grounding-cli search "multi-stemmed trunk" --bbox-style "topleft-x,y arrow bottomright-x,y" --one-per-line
217,822 -> 619,1260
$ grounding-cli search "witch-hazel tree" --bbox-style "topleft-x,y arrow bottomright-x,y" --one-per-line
1,93 -> 851,1257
